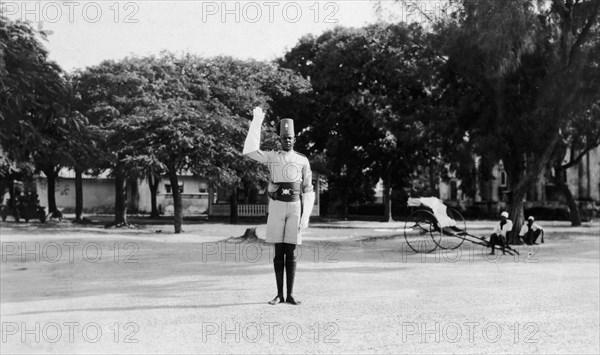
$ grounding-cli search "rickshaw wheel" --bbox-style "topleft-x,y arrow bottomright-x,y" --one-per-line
434,208 -> 467,250
404,209 -> 442,253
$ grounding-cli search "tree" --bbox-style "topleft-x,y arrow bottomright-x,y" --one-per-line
196,56 -> 310,224
0,16 -> 89,216
147,172 -> 161,218
280,24 -> 446,220
549,99 -> 600,225
114,101 -> 223,233
80,53 -> 309,232
76,59 -> 152,226
435,0 -> 600,242
0,16 -> 65,150
66,74 -> 104,223
30,77 -> 91,215
547,35 -> 600,225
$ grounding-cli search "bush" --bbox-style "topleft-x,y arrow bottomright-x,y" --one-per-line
348,204 -> 383,216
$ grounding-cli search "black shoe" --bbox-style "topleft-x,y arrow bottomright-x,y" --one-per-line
286,295 -> 301,305
269,295 -> 284,305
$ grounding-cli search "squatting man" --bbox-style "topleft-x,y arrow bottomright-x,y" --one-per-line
519,216 -> 544,245
488,211 -> 513,255
243,107 -> 315,305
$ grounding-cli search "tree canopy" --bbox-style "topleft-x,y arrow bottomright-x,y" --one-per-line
432,0 -> 600,238
76,53 -> 310,231
280,23 -> 447,219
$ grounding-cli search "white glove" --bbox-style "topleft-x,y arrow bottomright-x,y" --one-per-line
253,106 -> 265,122
243,107 -> 265,155
299,191 -> 315,230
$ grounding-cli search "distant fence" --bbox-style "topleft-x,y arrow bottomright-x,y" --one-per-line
210,204 -> 268,216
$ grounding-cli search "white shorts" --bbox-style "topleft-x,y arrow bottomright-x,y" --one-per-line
266,199 -> 302,245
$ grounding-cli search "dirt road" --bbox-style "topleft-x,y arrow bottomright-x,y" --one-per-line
1,219 -> 598,354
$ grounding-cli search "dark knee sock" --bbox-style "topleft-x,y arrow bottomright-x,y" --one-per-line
273,244 -> 285,297
283,243 -> 298,299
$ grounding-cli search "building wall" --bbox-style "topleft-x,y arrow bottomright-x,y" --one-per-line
566,147 -> 600,201
35,175 -> 210,215
138,175 -> 209,215
438,146 -> 600,205
36,177 -> 115,213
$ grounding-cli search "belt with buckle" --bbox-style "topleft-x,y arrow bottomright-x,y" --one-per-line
268,182 -> 301,202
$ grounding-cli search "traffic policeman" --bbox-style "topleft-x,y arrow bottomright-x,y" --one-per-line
243,107 -> 315,305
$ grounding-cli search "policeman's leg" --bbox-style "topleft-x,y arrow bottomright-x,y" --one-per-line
269,243 -> 285,305
283,243 -> 300,305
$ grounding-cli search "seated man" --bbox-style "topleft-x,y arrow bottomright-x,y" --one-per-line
489,211 -> 513,255
519,216 -> 544,245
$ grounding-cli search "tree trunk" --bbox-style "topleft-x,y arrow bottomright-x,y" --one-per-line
148,173 -> 160,218
208,180 -> 214,216
230,188 -> 238,225
114,166 -> 128,225
243,179 -> 251,204
75,168 -> 83,222
558,182 -> 582,226
495,77 -> 506,126
43,167 -> 58,214
505,154 -> 526,245
128,178 -> 139,213
382,169 -> 393,222
341,189 -> 349,219
507,185 -> 527,245
168,168 -> 183,233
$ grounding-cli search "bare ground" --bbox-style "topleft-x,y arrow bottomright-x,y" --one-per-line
1,218 -> 598,354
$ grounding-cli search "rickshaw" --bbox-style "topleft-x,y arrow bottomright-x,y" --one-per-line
403,197 -> 519,255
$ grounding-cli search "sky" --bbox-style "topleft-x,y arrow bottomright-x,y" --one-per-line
0,0 -> 427,72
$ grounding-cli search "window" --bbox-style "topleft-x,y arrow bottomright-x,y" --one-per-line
199,183 -> 208,194
165,182 -> 183,193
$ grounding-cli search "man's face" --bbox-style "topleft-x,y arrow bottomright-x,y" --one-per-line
527,220 -> 533,227
500,216 -> 507,223
280,134 -> 295,151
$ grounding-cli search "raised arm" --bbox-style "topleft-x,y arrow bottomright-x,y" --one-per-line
243,107 -> 268,163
